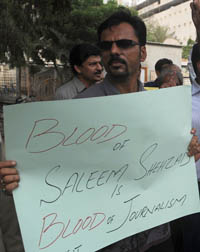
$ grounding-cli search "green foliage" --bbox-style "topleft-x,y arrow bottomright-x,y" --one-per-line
0,0 -> 71,69
0,0 -> 137,73
182,38 -> 195,59
66,0 -> 136,48
146,22 -> 175,43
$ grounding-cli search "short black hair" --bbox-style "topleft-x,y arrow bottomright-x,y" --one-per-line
192,43 -> 200,76
70,43 -> 101,74
155,58 -> 173,73
97,11 -> 146,46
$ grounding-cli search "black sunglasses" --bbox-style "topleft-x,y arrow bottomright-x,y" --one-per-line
98,39 -> 140,50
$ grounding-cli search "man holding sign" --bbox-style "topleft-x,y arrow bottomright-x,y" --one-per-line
1,9 -> 200,252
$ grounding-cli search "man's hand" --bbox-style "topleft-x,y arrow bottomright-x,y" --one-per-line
191,0 -> 200,43
188,128 -> 200,161
160,71 -> 177,88
160,81 -> 176,89
0,161 -> 19,192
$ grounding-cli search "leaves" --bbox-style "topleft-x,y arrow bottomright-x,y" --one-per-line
182,39 -> 195,59
147,22 -> 175,43
0,0 -> 137,72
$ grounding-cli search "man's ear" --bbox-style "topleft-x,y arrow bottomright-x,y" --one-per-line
140,46 -> 147,62
74,65 -> 82,74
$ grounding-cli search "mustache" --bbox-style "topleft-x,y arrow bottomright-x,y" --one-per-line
108,55 -> 127,66
95,70 -> 103,75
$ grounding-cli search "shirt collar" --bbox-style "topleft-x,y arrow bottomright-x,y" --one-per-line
192,78 -> 200,96
102,75 -> 144,95
73,76 -> 87,93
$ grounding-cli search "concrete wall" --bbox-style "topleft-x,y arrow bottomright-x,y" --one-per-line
137,0 -> 196,45
107,0 -> 195,45
142,42 -> 182,82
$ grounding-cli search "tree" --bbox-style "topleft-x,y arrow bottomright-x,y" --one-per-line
146,22 -> 175,43
0,0 -> 137,82
0,0 -> 71,68
182,39 -> 195,59
67,0 -> 134,45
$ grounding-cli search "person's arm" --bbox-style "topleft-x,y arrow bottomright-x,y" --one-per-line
191,0 -> 200,45
0,161 -> 19,192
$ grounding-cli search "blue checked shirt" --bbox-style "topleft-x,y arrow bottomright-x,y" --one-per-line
188,46 -> 200,180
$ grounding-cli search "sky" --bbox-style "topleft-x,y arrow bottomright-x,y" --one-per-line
103,0 -> 146,6
103,0 -> 131,5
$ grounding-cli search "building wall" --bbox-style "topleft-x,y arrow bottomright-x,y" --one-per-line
107,0 -> 195,46
137,0 -> 196,45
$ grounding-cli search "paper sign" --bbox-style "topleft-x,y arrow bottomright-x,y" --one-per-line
4,86 -> 200,252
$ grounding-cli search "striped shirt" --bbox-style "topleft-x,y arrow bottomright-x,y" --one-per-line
192,80 -> 200,180
189,46 -> 200,180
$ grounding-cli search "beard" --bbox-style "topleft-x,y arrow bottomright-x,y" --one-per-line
106,54 -> 136,83
107,55 -> 130,82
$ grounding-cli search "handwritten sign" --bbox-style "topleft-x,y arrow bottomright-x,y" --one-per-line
4,86 -> 200,252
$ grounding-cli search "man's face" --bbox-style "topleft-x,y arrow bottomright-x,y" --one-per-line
156,64 -> 170,77
170,65 -> 182,86
160,65 -> 183,88
100,22 -> 146,80
75,55 -> 103,86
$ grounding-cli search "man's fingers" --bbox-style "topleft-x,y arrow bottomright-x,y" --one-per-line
3,174 -> 20,184
0,167 -> 18,176
191,128 -> 196,135
188,135 -> 200,156
5,182 -> 19,193
0,160 -> 16,168
0,169 -> 20,193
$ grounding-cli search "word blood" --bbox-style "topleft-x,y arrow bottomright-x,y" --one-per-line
25,119 -> 127,153
39,212 -> 106,249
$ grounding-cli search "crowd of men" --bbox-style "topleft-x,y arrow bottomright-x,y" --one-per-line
0,0 -> 200,251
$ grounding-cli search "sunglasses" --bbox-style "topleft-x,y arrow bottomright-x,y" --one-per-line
98,39 -> 140,50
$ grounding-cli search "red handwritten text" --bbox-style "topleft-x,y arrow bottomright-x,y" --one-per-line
25,119 -> 127,153
38,212 -> 106,249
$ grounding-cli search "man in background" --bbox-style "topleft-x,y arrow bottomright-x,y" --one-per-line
144,58 -> 173,88
157,64 -> 183,88
55,43 -> 103,100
